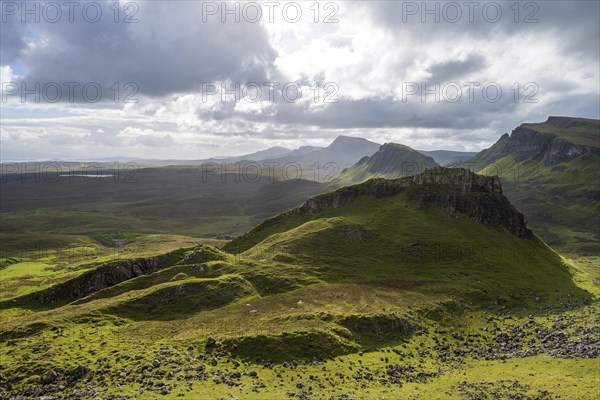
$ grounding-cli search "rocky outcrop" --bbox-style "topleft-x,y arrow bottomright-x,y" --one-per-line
406,169 -> 531,239
503,126 -> 597,166
11,245 -> 232,305
301,168 -> 504,213
35,257 -> 165,304
470,117 -> 600,168
6,249 -> 192,305
228,167 -> 534,251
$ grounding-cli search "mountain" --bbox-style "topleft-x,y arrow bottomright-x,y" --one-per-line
196,136 -> 379,182
334,143 -> 438,185
285,145 -> 323,157
418,150 -> 478,166
267,135 -> 381,168
319,135 -> 382,165
465,116 -> 600,254
213,144 -> 324,163
237,135 -> 381,182
210,146 -> 292,162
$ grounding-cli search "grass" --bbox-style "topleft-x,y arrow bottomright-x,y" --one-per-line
479,153 -> 600,254
0,170 -> 597,398
333,143 -> 437,185
521,117 -> 599,147
105,274 -> 257,321
1,190 -> 592,331
0,167 -> 327,241
0,234 -> 223,302
461,117 -> 599,255
1,302 -> 597,398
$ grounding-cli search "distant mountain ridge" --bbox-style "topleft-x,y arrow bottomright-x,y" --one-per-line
265,135 -> 381,169
209,146 -> 293,162
284,145 -> 323,157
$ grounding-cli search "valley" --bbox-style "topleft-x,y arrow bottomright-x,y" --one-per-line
466,117 -> 600,255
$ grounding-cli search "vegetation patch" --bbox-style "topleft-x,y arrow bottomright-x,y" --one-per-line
223,329 -> 361,361
105,275 -> 256,320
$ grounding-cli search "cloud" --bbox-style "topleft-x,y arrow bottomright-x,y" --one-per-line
84,127 -> 123,147
4,1 -> 278,101
1,0 -> 598,160
426,53 -> 488,82
122,127 -> 176,147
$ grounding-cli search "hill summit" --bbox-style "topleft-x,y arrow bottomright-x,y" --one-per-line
227,167 -> 534,253
335,143 -> 438,184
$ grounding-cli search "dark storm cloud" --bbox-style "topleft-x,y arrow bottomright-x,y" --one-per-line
2,1 -> 278,100
362,1 -> 599,61
274,94 -> 521,130
199,84 -> 523,131
198,86 -> 597,145
0,17 -> 28,63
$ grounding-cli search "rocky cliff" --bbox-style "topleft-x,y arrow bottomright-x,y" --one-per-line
3,246 -> 227,305
35,257 -> 165,304
227,167 -> 534,253
470,117 -> 600,168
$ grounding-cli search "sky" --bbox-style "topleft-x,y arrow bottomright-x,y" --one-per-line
1,0 -> 599,160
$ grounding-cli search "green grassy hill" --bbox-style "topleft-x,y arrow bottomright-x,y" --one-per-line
334,143 -> 438,185
225,168 -> 577,307
0,167 -> 597,399
466,116 -> 600,254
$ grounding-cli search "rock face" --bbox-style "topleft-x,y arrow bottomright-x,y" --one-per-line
407,168 -> 532,239
303,168 -> 502,214
35,257 -> 164,304
14,248 -> 193,305
470,117 -> 600,168
461,117 -> 599,254
229,167 -> 534,250
0,245 -> 228,306
503,127 -> 596,166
